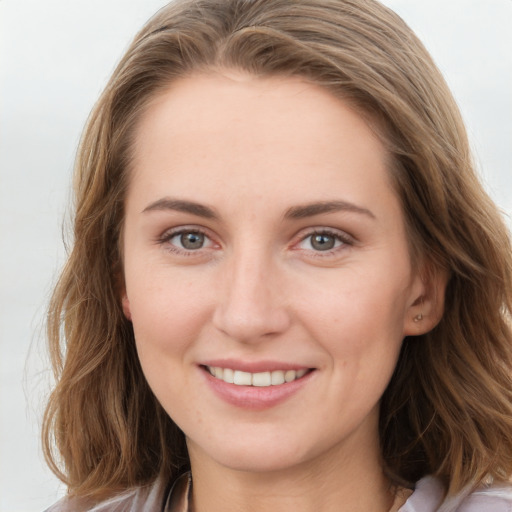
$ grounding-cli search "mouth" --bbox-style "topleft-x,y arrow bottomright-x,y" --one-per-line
203,365 -> 312,387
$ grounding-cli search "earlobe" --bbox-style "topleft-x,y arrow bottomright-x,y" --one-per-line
403,266 -> 449,336
413,312 -> 423,323
122,292 -> 132,321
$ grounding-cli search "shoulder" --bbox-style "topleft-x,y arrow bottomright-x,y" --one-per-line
43,477 -> 171,512
400,476 -> 512,512
447,484 -> 512,512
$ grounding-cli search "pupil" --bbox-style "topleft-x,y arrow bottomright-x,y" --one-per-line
311,234 -> 335,251
181,232 -> 204,250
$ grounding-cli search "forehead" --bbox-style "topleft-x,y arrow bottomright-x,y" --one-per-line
133,70 -> 386,147
128,71 -> 398,219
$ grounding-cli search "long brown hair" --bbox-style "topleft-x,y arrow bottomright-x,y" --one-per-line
43,0 -> 512,502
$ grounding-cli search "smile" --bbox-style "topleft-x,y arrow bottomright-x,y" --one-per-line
205,366 -> 309,387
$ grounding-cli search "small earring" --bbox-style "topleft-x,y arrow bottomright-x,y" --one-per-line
413,313 -> 423,322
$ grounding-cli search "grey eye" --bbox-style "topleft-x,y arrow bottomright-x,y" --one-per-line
179,232 -> 205,250
310,233 -> 336,251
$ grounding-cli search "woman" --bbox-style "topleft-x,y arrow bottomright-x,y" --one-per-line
43,0 -> 512,511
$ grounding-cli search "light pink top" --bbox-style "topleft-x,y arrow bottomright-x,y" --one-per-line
45,473 -> 512,512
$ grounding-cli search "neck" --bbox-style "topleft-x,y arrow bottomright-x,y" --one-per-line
187,423 -> 394,512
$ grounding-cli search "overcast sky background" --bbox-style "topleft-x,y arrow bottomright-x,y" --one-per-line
1,1 -> 511,510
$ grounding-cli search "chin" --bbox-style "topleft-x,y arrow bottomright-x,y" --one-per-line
225,454 -> 300,474
188,436 -> 312,474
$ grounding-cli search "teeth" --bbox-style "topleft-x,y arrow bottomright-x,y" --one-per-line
223,368 -> 234,384
284,369 -> 296,382
271,370 -> 285,385
206,366 -> 309,387
233,370 -> 252,385
252,372 -> 271,387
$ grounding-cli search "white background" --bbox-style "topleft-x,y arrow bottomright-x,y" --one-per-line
1,1 -> 511,510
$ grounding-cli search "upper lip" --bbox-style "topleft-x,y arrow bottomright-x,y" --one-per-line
200,359 -> 312,373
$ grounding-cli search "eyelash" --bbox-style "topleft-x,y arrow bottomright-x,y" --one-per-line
157,227 -> 353,257
158,227 -> 216,257
294,228 -> 353,256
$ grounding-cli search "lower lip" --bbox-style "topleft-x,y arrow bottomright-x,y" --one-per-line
201,367 -> 315,410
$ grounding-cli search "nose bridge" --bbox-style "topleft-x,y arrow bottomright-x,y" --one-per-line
212,242 -> 289,342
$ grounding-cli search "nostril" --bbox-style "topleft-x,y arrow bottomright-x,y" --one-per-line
212,303 -> 291,343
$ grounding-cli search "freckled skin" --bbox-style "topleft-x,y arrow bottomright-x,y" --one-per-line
121,72 -> 434,511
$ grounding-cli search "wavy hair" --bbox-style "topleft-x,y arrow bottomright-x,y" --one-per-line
43,0 -> 512,502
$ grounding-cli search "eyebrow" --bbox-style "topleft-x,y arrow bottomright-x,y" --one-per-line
142,197 -> 375,221
142,198 -> 218,219
284,200 -> 375,220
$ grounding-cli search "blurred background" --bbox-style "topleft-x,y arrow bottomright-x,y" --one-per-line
1,0 -> 510,510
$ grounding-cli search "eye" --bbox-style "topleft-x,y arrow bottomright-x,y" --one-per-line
297,230 -> 350,252
161,228 -> 215,253
309,233 -> 339,251
174,231 -> 206,250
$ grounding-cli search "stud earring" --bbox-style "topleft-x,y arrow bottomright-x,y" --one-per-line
413,313 -> 423,322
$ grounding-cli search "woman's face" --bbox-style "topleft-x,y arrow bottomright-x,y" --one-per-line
122,72 -> 428,474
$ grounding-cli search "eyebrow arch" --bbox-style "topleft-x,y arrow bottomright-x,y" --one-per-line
284,201 -> 375,220
142,198 -> 218,219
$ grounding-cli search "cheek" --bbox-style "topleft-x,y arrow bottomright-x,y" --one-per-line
129,276 -> 209,352
125,263 -> 222,400
127,276 -> 207,410
295,264 -> 411,360
125,272 -> 218,429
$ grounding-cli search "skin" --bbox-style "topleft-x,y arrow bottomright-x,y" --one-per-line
121,71 -> 443,512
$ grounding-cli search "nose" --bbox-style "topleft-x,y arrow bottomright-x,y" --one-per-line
212,249 -> 291,343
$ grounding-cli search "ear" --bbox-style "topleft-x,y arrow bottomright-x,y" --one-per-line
121,289 -> 132,321
403,263 -> 449,336
115,266 -> 132,322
